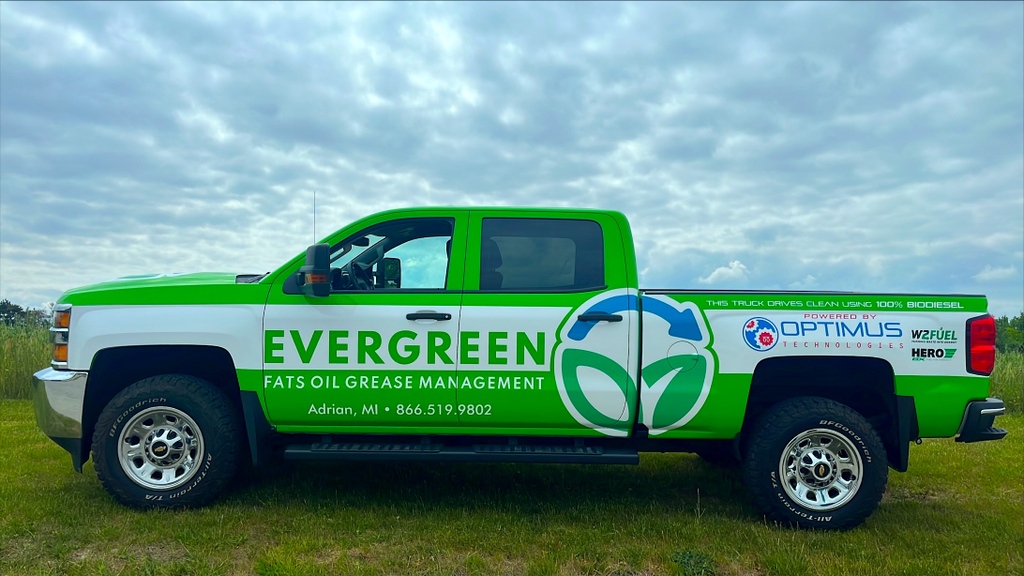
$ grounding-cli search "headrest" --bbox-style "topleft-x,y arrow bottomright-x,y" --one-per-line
481,238 -> 502,269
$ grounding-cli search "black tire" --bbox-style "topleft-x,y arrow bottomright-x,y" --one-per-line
742,397 -> 887,530
92,375 -> 242,508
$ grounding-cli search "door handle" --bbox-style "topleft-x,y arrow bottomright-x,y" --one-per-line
577,312 -> 623,323
406,311 -> 452,321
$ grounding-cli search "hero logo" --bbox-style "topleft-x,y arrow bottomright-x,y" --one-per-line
743,317 -> 779,352
912,348 -> 957,361
555,290 -> 716,437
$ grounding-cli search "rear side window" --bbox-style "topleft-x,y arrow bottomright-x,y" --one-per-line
480,218 -> 604,291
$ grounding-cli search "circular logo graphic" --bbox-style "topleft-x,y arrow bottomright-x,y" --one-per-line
743,317 -> 778,351
555,290 -> 716,437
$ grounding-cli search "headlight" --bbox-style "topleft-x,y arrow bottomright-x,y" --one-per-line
51,304 -> 71,367
54,308 -> 71,329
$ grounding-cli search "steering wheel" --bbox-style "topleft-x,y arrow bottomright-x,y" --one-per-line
351,261 -> 375,291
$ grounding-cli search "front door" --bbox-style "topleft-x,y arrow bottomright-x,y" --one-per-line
264,212 -> 467,430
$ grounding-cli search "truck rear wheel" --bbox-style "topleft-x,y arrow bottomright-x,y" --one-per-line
743,397 -> 887,530
92,375 -> 241,508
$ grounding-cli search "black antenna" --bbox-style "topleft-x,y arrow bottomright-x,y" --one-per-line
313,190 -> 317,243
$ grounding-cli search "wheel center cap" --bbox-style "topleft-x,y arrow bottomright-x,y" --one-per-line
814,462 -> 830,478
152,441 -> 168,457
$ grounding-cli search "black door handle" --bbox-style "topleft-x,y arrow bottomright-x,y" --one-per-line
577,312 -> 623,323
406,312 -> 452,321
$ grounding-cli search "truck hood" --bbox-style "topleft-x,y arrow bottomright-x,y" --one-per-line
59,272 -> 272,307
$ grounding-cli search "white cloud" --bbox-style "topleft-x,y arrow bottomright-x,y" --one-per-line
0,2 -> 1021,317
974,265 -> 1018,282
0,3 -> 109,66
698,261 -> 749,285
788,275 -> 819,290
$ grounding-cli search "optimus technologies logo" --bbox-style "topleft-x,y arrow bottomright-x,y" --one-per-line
743,317 -> 778,351
554,290 -> 716,437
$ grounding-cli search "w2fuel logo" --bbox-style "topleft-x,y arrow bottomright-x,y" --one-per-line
554,290 -> 716,437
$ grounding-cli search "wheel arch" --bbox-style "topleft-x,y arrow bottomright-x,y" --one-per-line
743,356 -> 917,471
82,345 -> 255,468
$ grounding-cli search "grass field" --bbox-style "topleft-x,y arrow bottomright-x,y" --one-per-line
1,327 -> 1021,575
0,322 -> 50,400
994,348 -> 1023,413
1,407 -> 1022,575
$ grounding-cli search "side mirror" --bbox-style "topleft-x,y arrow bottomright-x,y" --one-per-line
296,243 -> 331,297
378,257 -> 401,288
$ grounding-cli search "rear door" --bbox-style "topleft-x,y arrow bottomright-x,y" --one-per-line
456,211 -> 638,437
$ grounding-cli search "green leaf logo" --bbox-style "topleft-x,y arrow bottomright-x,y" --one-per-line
560,349 -> 636,429
554,292 -> 715,437
639,355 -> 709,430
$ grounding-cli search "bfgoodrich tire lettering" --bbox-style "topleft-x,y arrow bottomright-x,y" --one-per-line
743,397 -> 887,530
92,375 -> 241,508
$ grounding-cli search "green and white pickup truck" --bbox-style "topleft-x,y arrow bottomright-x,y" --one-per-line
33,207 -> 1007,529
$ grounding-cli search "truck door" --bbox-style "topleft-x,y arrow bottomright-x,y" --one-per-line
457,211 -> 638,436
264,211 -> 468,429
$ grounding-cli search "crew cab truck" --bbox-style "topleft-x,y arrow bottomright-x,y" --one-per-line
33,207 -> 1007,529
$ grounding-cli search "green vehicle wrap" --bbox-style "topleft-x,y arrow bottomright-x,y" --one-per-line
34,206 -> 1007,527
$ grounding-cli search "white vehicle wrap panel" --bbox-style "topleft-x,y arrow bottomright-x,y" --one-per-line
68,305 -> 265,371
704,309 -> 979,376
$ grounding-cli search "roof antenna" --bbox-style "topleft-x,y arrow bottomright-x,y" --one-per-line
313,190 -> 317,244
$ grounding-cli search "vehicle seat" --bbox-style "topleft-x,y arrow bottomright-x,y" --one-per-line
480,238 -> 504,290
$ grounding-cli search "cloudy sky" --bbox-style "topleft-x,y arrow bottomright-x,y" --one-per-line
1,2 -> 1022,316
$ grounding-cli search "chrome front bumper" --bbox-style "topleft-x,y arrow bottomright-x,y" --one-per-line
32,367 -> 88,471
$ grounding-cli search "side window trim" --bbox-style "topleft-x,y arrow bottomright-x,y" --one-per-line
477,217 -> 605,293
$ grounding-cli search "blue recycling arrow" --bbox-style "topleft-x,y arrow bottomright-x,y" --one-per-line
567,295 -> 703,342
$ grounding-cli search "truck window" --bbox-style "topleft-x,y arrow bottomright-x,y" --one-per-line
331,218 -> 453,290
479,218 -> 604,291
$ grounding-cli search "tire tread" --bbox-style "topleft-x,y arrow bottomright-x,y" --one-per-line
92,374 -> 241,508
742,396 -> 888,530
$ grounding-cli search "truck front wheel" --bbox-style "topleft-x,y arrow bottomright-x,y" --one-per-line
92,375 -> 241,508
743,397 -> 887,530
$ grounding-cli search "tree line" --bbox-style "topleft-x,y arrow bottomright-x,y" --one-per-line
0,299 -> 50,327
995,313 -> 1024,353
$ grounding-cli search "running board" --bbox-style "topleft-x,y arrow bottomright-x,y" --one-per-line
283,441 -> 639,464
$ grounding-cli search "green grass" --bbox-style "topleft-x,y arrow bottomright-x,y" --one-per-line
1,327 -> 1021,574
0,322 -> 50,400
1,400 -> 1021,576
993,350 -> 1023,413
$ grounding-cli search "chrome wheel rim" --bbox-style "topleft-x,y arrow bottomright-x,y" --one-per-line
117,406 -> 204,491
779,428 -> 862,511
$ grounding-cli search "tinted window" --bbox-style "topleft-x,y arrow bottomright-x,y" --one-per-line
480,218 -> 604,291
